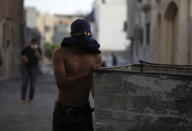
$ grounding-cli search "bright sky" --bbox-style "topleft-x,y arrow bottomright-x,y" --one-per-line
24,0 -> 95,15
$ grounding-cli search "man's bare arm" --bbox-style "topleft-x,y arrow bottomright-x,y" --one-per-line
91,53 -> 102,97
52,49 -> 90,89
97,53 -> 102,67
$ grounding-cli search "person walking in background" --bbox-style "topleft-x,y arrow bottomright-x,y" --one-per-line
20,38 -> 42,104
0,51 -> 2,66
52,19 -> 102,131
112,53 -> 117,66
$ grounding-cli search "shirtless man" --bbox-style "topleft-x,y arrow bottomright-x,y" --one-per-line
52,19 -> 102,131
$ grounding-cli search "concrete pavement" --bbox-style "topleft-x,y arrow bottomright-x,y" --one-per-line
0,72 -> 95,131
0,74 -> 57,131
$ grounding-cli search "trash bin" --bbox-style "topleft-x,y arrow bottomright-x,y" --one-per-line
93,62 -> 192,131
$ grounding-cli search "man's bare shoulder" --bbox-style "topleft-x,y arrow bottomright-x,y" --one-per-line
91,53 -> 102,65
95,53 -> 102,60
53,47 -> 62,54
96,53 -> 101,57
52,48 -> 67,63
53,47 -> 71,57
52,48 -> 61,59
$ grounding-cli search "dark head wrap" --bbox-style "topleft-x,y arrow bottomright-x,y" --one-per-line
61,19 -> 101,54
71,19 -> 92,37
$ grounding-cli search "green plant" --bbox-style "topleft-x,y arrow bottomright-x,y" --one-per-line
44,43 -> 60,59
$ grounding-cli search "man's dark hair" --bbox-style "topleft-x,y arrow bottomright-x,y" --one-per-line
31,38 -> 38,44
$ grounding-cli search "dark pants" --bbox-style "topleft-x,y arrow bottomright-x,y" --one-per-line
21,65 -> 38,100
52,102 -> 94,131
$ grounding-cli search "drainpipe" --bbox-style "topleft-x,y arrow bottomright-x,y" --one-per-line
189,0 -> 192,65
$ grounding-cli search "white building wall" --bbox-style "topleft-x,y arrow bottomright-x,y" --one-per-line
25,7 -> 38,28
95,0 -> 128,51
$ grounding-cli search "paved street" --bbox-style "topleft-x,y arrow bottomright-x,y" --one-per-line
0,73 -> 57,131
0,71 -> 95,131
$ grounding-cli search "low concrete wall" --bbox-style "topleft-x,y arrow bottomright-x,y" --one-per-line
93,64 -> 192,131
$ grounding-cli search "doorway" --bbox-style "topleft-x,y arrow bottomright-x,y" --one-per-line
164,2 -> 178,64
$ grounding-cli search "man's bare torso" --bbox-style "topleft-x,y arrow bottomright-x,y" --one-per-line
53,47 -> 101,107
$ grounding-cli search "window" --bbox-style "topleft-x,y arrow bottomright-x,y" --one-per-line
146,23 -> 150,45
135,27 -> 143,46
165,2 -> 178,20
102,0 -> 106,4
156,0 -> 161,4
123,21 -> 127,32
44,26 -> 50,32
139,28 -> 144,45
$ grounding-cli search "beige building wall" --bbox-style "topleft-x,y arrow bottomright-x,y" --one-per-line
52,15 -> 83,43
36,13 -> 55,44
127,0 -> 192,65
36,14 -> 83,44
159,0 -> 190,64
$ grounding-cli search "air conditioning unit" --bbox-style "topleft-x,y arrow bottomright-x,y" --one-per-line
141,0 -> 151,12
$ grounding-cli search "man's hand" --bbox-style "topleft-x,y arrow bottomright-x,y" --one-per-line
94,64 -> 101,69
89,64 -> 101,73
88,64 -> 101,78
33,49 -> 42,60
87,65 -> 101,89
23,56 -> 29,63
33,47 -> 39,52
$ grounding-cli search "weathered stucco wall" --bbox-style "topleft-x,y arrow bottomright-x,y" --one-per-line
0,0 -> 24,79
127,0 -> 192,65
94,65 -> 192,131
